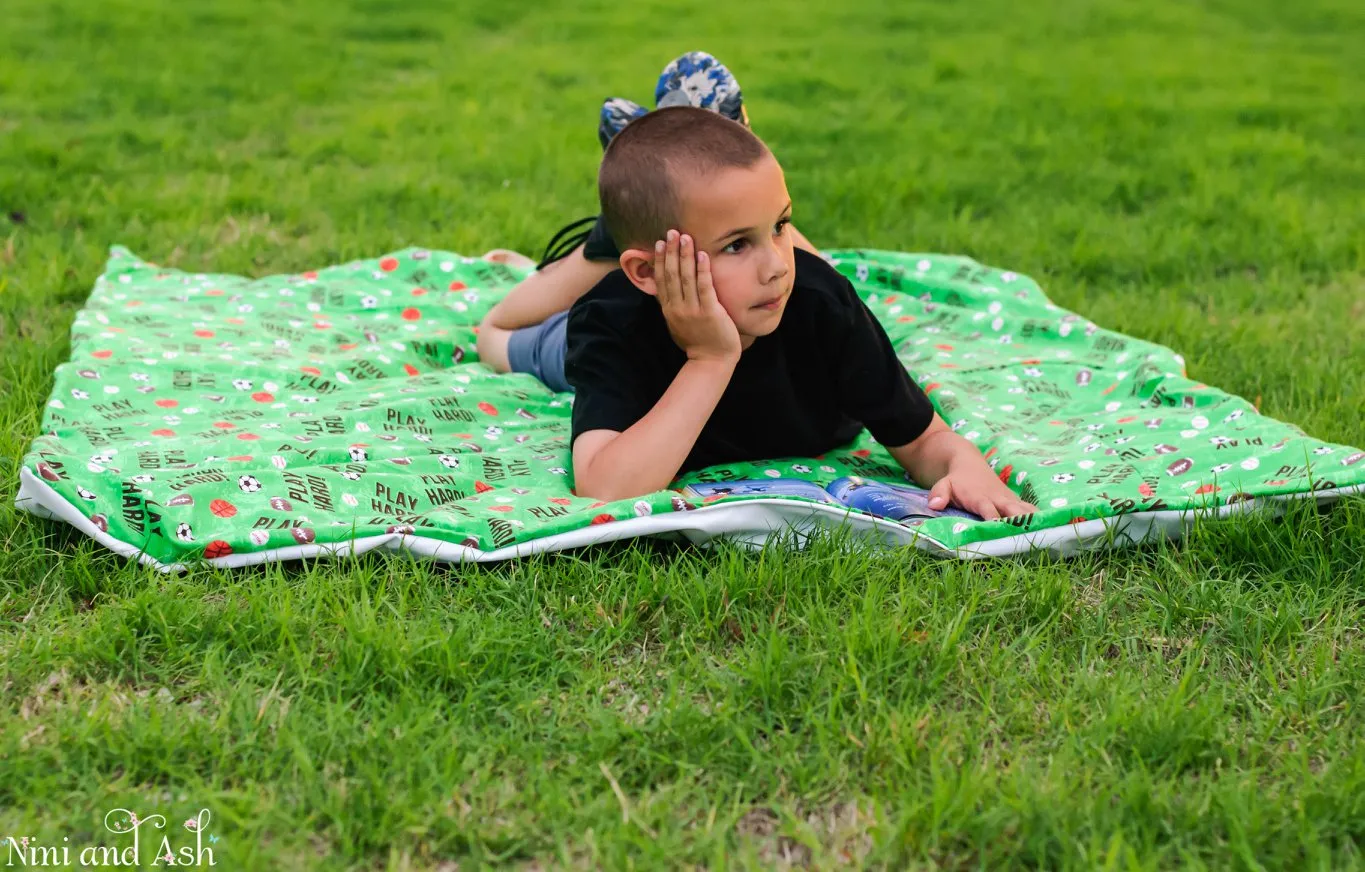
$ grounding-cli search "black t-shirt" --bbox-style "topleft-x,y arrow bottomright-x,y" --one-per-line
564,248 -> 936,475
581,214 -> 621,262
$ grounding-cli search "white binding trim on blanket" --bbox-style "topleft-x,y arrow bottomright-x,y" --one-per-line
17,466 -> 1365,573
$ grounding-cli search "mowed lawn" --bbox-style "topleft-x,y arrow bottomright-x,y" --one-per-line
3,0 -> 1365,867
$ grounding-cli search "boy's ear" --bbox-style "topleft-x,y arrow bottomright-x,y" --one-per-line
618,248 -> 659,296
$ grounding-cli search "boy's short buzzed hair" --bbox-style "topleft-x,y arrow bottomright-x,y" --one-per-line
597,105 -> 772,251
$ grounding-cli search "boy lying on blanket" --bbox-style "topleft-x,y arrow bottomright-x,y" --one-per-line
560,106 -> 1036,519
477,51 -> 823,393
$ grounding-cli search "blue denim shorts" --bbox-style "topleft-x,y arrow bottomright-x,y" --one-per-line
505,310 -> 573,393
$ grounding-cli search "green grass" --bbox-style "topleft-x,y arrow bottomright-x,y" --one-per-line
2,0 -> 1364,867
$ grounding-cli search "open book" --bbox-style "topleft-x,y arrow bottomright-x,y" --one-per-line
681,476 -> 981,526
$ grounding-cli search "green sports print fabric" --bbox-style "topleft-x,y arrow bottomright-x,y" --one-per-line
16,245 -> 1365,566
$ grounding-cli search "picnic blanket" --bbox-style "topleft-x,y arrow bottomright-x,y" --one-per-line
15,245 -> 1365,570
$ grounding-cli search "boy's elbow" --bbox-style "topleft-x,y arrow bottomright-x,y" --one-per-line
571,473 -> 639,504
571,465 -> 655,504
570,431 -> 670,504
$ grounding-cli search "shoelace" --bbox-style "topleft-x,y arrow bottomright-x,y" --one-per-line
536,215 -> 600,270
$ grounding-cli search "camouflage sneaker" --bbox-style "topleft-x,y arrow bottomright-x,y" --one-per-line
654,51 -> 747,126
597,51 -> 748,151
597,96 -> 649,151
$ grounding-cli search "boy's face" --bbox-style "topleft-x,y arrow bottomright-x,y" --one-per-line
674,155 -> 796,344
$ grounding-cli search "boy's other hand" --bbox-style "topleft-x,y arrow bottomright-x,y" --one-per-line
928,459 -> 1037,521
888,420 -> 1038,522
655,231 -> 742,364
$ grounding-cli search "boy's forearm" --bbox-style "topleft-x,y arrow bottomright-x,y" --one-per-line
886,418 -> 978,485
575,357 -> 737,501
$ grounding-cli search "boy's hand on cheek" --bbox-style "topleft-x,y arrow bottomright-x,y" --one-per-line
655,231 -> 742,364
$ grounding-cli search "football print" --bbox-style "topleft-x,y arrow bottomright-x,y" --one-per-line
1166,458 -> 1194,476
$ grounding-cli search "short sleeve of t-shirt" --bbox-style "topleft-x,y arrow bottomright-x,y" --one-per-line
563,283 -> 660,440
826,272 -> 937,447
581,215 -> 621,262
